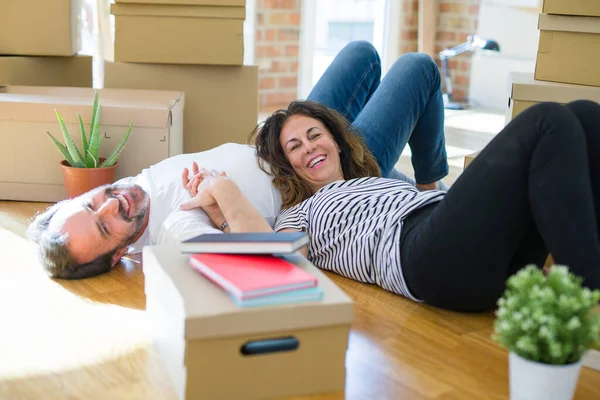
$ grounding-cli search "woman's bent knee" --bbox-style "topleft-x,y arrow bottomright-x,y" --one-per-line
518,102 -> 579,128
512,102 -> 585,145
566,99 -> 600,118
390,52 -> 440,84
341,40 -> 380,65
408,52 -> 437,68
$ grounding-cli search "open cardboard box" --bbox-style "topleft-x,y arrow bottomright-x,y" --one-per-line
0,85 -> 184,202
143,246 -> 353,400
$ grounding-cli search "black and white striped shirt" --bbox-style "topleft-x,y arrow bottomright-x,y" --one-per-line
274,177 -> 445,301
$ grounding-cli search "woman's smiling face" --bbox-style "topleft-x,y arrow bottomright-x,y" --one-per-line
279,114 -> 344,192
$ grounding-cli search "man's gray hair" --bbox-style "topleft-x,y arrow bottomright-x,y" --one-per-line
27,202 -> 114,279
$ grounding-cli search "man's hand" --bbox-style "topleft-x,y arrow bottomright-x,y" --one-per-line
180,164 -> 232,230
181,172 -> 273,234
181,162 -> 227,197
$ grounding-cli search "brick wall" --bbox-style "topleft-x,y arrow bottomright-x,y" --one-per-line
400,0 -> 419,54
434,0 -> 480,102
255,0 -> 480,112
398,0 -> 480,102
255,0 -> 302,113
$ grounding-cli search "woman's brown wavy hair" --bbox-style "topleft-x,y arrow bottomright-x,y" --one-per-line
249,100 -> 381,209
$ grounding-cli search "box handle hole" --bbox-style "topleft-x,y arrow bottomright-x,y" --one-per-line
240,336 -> 299,356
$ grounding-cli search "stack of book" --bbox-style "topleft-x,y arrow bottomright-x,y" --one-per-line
183,232 -> 323,308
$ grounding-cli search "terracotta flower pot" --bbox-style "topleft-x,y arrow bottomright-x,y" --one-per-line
60,159 -> 118,199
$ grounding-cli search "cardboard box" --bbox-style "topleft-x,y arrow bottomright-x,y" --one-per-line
535,13 -> 600,87
506,72 -> 600,123
0,0 -> 81,56
110,3 -> 244,65
143,246 -> 353,400
0,85 -> 183,202
104,62 -> 258,153
0,55 -> 92,88
584,350 -> 600,371
115,0 -> 245,5
464,151 -> 480,170
542,0 -> 600,17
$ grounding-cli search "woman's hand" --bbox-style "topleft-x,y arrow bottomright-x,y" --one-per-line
180,166 -> 230,231
181,170 -> 273,234
179,176 -> 221,211
181,162 -> 227,197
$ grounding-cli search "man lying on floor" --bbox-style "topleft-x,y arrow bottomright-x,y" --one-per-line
26,144 -> 287,279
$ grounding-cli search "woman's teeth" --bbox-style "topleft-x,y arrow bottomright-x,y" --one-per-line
309,155 -> 326,168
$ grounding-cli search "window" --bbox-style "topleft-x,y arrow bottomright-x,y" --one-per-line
327,21 -> 375,55
298,0 -> 395,98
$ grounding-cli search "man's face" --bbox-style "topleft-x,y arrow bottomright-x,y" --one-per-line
48,183 -> 150,266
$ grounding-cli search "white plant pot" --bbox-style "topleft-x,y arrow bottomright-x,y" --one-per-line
509,352 -> 583,400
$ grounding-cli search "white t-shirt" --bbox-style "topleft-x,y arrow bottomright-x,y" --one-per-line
118,143 -> 282,254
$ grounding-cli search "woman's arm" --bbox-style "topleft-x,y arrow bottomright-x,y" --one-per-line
203,184 -> 309,255
180,175 -> 273,233
180,169 -> 309,257
211,178 -> 273,233
279,228 -> 308,257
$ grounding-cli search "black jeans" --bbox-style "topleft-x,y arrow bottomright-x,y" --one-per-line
400,101 -> 600,312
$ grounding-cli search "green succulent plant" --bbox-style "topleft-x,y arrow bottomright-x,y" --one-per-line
46,90 -> 133,168
493,265 -> 600,365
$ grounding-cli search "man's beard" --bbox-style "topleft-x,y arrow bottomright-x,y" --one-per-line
104,184 -> 149,245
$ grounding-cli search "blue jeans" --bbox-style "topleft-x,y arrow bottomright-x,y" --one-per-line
307,40 -> 448,185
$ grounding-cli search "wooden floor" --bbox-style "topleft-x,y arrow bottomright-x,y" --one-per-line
1,109 -> 599,399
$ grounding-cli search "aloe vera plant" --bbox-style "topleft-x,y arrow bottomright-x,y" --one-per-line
46,90 -> 133,168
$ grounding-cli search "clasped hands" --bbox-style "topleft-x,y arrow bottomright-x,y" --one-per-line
180,161 -> 228,216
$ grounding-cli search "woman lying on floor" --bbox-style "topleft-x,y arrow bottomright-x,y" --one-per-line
181,97 -> 600,313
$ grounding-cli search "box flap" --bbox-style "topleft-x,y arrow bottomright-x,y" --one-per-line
115,0 -> 245,5
110,3 -> 245,19
543,0 -> 600,17
538,13 -> 600,34
143,246 -> 354,341
0,85 -> 183,128
508,72 -> 600,103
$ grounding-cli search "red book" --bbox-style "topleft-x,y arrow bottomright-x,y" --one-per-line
188,253 -> 318,300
